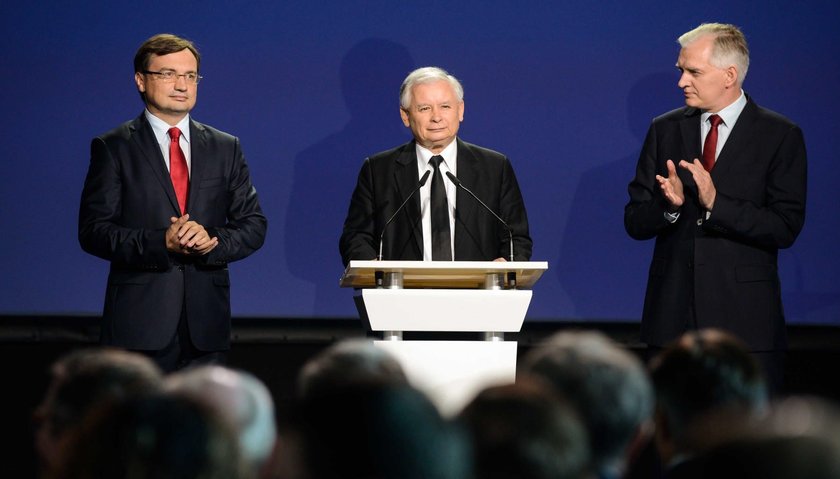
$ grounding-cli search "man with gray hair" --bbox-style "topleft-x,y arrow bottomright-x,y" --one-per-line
520,330 -> 654,479
165,365 -> 277,476
624,23 -> 807,388
340,66 -> 532,263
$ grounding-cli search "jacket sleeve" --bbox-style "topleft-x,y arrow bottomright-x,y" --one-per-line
624,121 -> 681,241
500,157 -> 532,261
202,136 -> 267,266
78,137 -> 171,269
339,158 -> 378,266
704,124 -> 806,250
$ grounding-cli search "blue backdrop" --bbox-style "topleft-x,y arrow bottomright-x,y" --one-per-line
2,1 -> 838,323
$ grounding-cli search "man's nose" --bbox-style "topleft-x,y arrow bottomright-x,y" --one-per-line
174,75 -> 189,90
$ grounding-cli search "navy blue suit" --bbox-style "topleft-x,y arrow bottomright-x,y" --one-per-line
79,114 -> 266,351
625,96 -> 806,351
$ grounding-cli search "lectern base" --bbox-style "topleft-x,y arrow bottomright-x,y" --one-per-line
373,339 -> 517,417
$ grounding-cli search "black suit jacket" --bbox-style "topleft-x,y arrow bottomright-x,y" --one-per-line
624,96 -> 806,350
340,139 -> 532,265
79,114 -> 267,351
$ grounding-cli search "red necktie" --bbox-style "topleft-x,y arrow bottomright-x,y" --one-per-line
702,114 -> 723,172
168,127 -> 189,214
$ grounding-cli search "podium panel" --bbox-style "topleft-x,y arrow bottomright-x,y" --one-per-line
341,260 -> 548,415
359,289 -> 531,332
374,340 -> 517,417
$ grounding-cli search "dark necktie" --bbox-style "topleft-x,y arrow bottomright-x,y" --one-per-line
702,114 -> 723,172
168,127 -> 189,214
429,155 -> 452,260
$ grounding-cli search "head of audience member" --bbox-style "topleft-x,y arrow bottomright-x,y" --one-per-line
166,365 -> 277,474
291,381 -> 472,479
50,391 -> 246,479
676,23 -> 748,112
521,330 -> 653,479
34,348 -> 163,473
649,328 -> 768,468
399,66 -> 465,154
666,396 -> 840,479
296,338 -> 408,401
459,379 -> 592,479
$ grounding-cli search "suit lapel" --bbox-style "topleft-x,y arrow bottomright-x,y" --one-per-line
393,142 -> 424,256
129,114 -> 181,215
678,109 -> 702,192
710,98 -> 757,180
454,139 -> 480,256
187,119 -> 208,213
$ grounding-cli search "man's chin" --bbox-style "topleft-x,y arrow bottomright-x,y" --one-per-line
164,105 -> 194,115
684,98 -> 702,109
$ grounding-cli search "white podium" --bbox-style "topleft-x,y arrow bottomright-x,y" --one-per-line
340,260 -> 548,416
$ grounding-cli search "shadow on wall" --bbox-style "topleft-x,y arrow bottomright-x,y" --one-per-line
555,71 -> 674,320
284,39 -> 415,315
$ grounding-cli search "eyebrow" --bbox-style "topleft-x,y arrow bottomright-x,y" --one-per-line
154,67 -> 198,74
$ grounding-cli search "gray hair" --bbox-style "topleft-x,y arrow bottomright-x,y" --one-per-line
679,23 -> 750,85
399,66 -> 464,110
166,366 -> 277,470
521,330 -> 653,475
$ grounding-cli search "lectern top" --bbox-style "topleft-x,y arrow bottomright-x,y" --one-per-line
339,260 -> 548,289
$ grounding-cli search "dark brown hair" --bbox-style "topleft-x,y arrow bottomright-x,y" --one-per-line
133,33 -> 200,73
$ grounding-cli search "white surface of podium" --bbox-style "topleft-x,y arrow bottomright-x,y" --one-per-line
341,260 -> 548,417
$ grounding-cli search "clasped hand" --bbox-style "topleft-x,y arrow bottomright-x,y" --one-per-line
165,214 -> 219,255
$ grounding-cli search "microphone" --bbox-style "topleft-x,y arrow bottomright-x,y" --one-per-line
377,169 -> 431,261
445,171 -> 516,267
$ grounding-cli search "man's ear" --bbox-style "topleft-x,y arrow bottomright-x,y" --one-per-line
724,65 -> 739,88
135,72 -> 146,94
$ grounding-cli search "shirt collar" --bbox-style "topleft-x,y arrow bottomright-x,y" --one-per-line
415,139 -> 458,171
144,109 -> 191,145
702,89 -> 746,127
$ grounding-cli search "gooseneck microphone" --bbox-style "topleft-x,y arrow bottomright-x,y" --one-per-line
377,169 -> 431,261
445,171 -> 515,263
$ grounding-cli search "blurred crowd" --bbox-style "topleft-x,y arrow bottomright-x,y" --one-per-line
32,329 -> 840,479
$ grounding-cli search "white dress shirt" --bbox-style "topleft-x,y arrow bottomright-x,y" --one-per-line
665,90 -> 747,223
700,89 -> 747,164
145,110 -> 192,177
416,140 -> 458,261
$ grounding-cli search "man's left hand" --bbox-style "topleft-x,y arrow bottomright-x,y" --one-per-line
170,216 -> 219,255
679,159 -> 717,210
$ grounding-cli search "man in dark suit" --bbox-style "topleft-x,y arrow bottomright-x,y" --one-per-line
625,24 -> 807,386
340,66 -> 531,264
79,34 -> 267,372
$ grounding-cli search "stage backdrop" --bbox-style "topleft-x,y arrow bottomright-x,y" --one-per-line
1,1 -> 838,324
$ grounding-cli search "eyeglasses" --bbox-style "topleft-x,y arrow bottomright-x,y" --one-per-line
143,70 -> 202,85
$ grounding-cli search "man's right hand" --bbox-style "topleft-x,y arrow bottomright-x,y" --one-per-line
655,159 -> 685,212
166,214 -> 219,255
